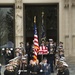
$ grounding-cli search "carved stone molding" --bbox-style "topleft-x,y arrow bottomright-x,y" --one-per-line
72,35 -> 75,37
64,0 -> 69,8
15,0 -> 23,47
72,0 -> 75,7
65,35 -> 69,38
15,0 -> 22,9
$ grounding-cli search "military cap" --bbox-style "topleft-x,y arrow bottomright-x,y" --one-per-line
60,57 -> 66,61
49,39 -> 53,42
22,57 -> 26,60
9,59 -> 14,62
59,46 -> 62,49
5,64 -> 12,67
61,61 -> 68,67
14,56 -> 19,60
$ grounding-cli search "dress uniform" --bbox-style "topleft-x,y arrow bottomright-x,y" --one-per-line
18,57 -> 28,75
29,60 -> 40,75
40,58 -> 51,75
57,69 -> 69,75
59,49 -> 64,58
57,60 -> 69,75
48,39 -> 55,73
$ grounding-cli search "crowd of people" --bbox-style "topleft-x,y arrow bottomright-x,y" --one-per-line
0,39 -> 70,75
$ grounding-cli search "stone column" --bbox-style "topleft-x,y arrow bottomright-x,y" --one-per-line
64,0 -> 69,57
15,0 -> 23,47
71,0 -> 75,56
68,0 -> 72,55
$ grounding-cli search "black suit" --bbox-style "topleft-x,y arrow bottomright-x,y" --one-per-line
47,43 -> 55,73
18,63 -> 28,75
4,70 -> 15,75
29,64 -> 40,75
57,68 -> 69,75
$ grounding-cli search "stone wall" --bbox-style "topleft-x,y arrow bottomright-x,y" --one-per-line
0,0 -> 75,57
62,0 -> 75,57
15,0 -> 24,47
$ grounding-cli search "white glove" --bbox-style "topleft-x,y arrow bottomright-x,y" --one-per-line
18,70 -> 21,74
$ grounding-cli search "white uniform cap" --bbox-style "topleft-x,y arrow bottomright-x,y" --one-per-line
60,57 -> 66,61
49,39 -> 53,41
50,44 -> 53,46
5,64 -> 12,67
9,59 -> 14,62
59,46 -> 62,49
22,57 -> 26,60
61,61 -> 68,67
63,62 -> 68,67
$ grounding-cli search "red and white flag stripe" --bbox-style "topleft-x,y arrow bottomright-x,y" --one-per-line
38,46 -> 49,55
33,34 -> 39,61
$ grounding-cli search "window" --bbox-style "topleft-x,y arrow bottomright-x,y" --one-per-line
0,6 -> 15,49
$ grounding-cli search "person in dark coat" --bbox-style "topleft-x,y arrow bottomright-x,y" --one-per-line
26,42 -> 31,63
47,39 -> 55,73
8,58 -> 19,75
4,64 -> 15,75
5,48 -> 12,64
57,61 -> 69,75
57,67 -> 69,75
28,60 -> 40,75
17,57 -> 28,75
40,58 -> 51,75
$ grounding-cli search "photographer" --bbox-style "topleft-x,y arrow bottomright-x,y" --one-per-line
5,48 -> 12,64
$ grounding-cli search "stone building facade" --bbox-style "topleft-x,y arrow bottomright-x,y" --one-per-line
0,0 -> 75,57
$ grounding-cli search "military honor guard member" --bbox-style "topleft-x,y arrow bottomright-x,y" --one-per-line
28,59 -> 40,75
57,61 -> 69,75
40,58 -> 51,75
48,39 -> 55,73
18,57 -> 28,75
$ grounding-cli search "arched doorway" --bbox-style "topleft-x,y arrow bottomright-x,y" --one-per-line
24,4 -> 59,45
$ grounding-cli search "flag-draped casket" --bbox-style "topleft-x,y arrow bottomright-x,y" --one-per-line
38,46 -> 49,55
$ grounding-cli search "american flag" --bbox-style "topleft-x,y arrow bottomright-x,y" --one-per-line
33,23 -> 39,61
38,46 -> 49,55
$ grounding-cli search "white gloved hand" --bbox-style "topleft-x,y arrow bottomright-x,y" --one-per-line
18,70 -> 21,74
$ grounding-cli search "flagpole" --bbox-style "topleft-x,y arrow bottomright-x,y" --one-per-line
34,16 -> 36,23
41,12 -> 44,61
42,12 -> 44,25
41,11 -> 46,42
33,16 -> 37,61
